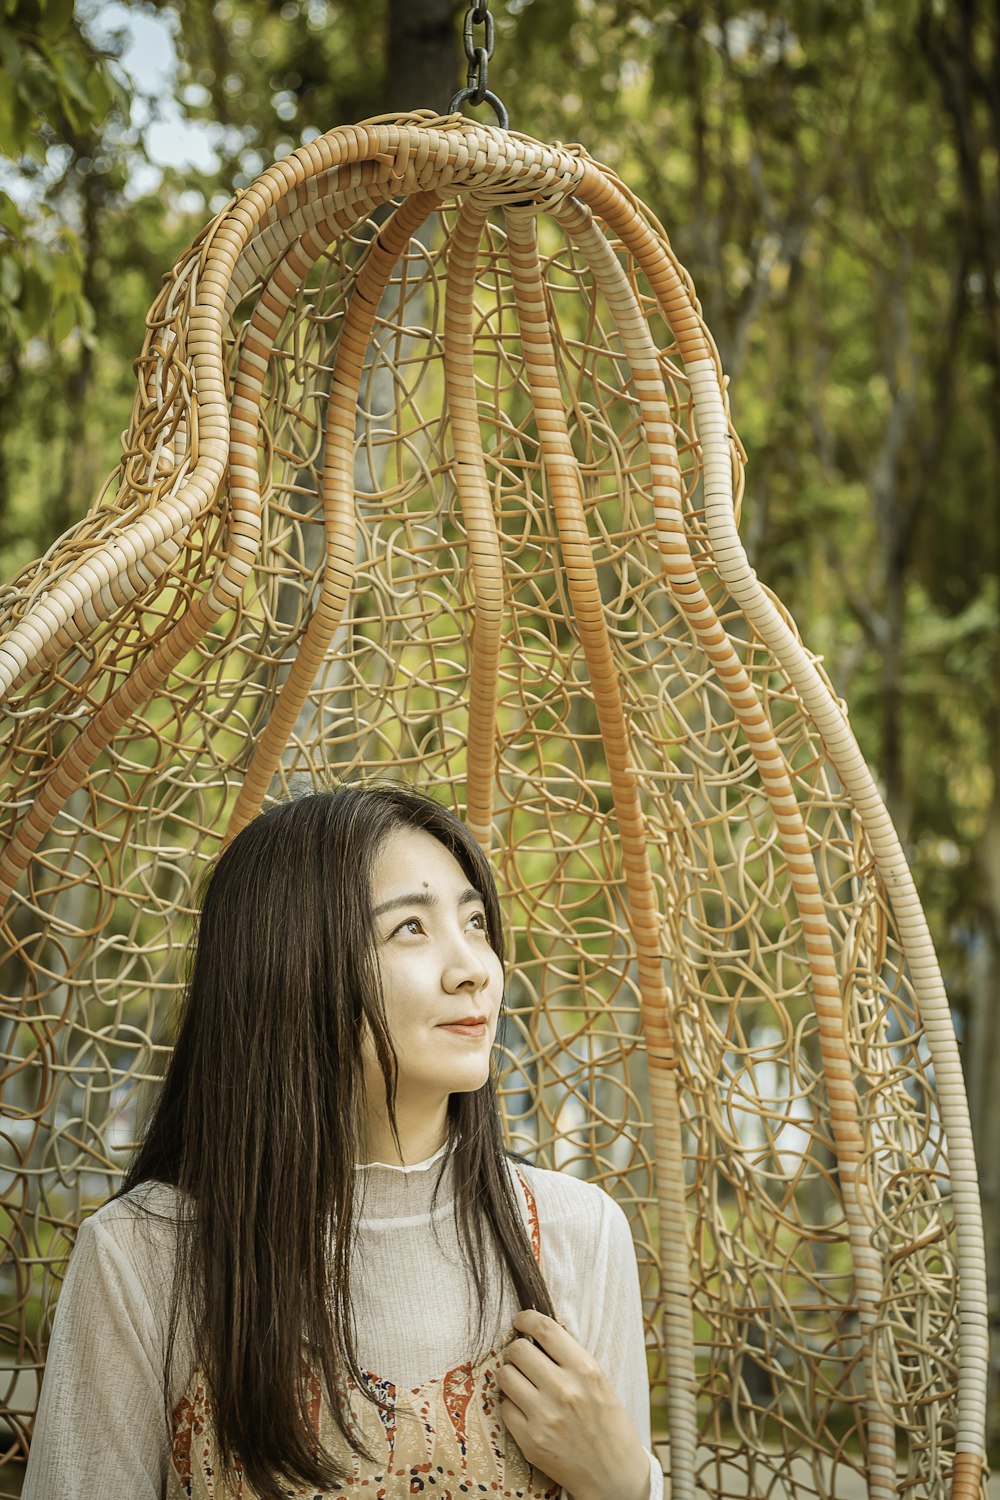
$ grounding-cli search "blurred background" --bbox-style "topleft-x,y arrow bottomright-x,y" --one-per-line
1,0 -> 998,1464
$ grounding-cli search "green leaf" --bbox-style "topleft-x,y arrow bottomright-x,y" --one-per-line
30,240 -> 56,284
0,90 -> 19,155
0,254 -> 23,304
40,0 -> 74,41
50,244 -> 83,295
48,41 -> 95,115
0,32 -> 23,84
86,66 -> 113,123
0,191 -> 22,236
50,292 -> 78,344
23,127 -> 48,164
19,265 -> 51,336
77,294 -> 96,348
17,59 -> 57,119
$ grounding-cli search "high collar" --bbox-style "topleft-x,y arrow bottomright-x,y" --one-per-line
354,1142 -> 456,1224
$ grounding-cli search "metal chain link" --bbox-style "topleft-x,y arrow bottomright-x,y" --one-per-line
448,1 -> 509,130
463,3 -> 494,105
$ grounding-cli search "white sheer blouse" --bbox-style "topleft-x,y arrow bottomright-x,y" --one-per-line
23,1151 -> 664,1500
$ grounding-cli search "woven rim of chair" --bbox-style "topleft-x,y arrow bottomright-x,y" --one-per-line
0,112 -> 987,1499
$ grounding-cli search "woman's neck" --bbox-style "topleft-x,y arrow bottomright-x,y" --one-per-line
360,1094 -> 449,1166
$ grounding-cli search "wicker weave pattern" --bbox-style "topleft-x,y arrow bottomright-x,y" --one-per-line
0,113 -> 987,1499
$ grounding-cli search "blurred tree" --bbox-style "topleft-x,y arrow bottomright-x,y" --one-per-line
918,0 -> 1000,1431
0,0 -> 121,555
0,0 -> 119,354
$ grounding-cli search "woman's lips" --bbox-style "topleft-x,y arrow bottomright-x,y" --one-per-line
438,1021 -> 488,1038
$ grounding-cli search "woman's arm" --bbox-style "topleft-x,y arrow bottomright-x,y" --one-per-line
22,1209 -> 172,1500
499,1179 -> 665,1500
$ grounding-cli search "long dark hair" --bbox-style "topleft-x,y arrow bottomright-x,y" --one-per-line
121,783 -> 554,1498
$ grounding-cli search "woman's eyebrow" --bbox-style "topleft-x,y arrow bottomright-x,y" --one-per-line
372,887 -> 484,918
372,891 -> 435,918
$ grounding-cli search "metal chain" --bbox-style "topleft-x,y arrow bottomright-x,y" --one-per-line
462,2 -> 494,105
448,1 -> 509,130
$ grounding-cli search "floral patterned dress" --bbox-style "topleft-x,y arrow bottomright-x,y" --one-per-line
167,1172 -> 559,1500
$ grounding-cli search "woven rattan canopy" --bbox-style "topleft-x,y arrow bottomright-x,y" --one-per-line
0,113 -> 988,1499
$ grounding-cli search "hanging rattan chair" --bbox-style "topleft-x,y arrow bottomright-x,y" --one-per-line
0,112 -> 988,1500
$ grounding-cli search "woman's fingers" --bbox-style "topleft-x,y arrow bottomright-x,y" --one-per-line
512,1308 -> 594,1371
503,1335 -> 555,1387
496,1357 -> 538,1411
498,1311 -> 651,1500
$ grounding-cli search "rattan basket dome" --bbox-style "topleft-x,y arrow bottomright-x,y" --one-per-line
0,113 -> 988,1499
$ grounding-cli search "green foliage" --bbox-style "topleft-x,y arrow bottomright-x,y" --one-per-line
160,0 -> 387,180
0,0 -> 116,157
0,0 -> 122,359
0,189 -> 92,349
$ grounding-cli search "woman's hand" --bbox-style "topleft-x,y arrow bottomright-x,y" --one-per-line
497,1308 -> 651,1500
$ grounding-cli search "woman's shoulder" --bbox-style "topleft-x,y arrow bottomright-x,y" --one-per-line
73,1180 -> 189,1290
83,1178 -> 189,1236
508,1156 -> 625,1234
507,1159 -> 640,1344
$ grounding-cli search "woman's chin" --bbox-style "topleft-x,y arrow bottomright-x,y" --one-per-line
397,1038 -> 494,1103
415,1064 -> 491,1099
440,1063 -> 491,1096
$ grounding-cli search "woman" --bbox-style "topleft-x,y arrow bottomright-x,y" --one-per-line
24,784 -> 662,1500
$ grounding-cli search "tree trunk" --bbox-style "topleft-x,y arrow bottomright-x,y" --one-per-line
385,0 -> 461,115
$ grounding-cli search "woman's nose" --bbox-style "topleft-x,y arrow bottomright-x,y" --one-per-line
443,933 -> 490,992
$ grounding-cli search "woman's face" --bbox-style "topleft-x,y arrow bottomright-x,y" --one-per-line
365,824 -> 504,1112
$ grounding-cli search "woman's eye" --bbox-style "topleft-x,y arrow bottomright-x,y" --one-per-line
393,917 -> 423,937
468,911 -> 488,931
